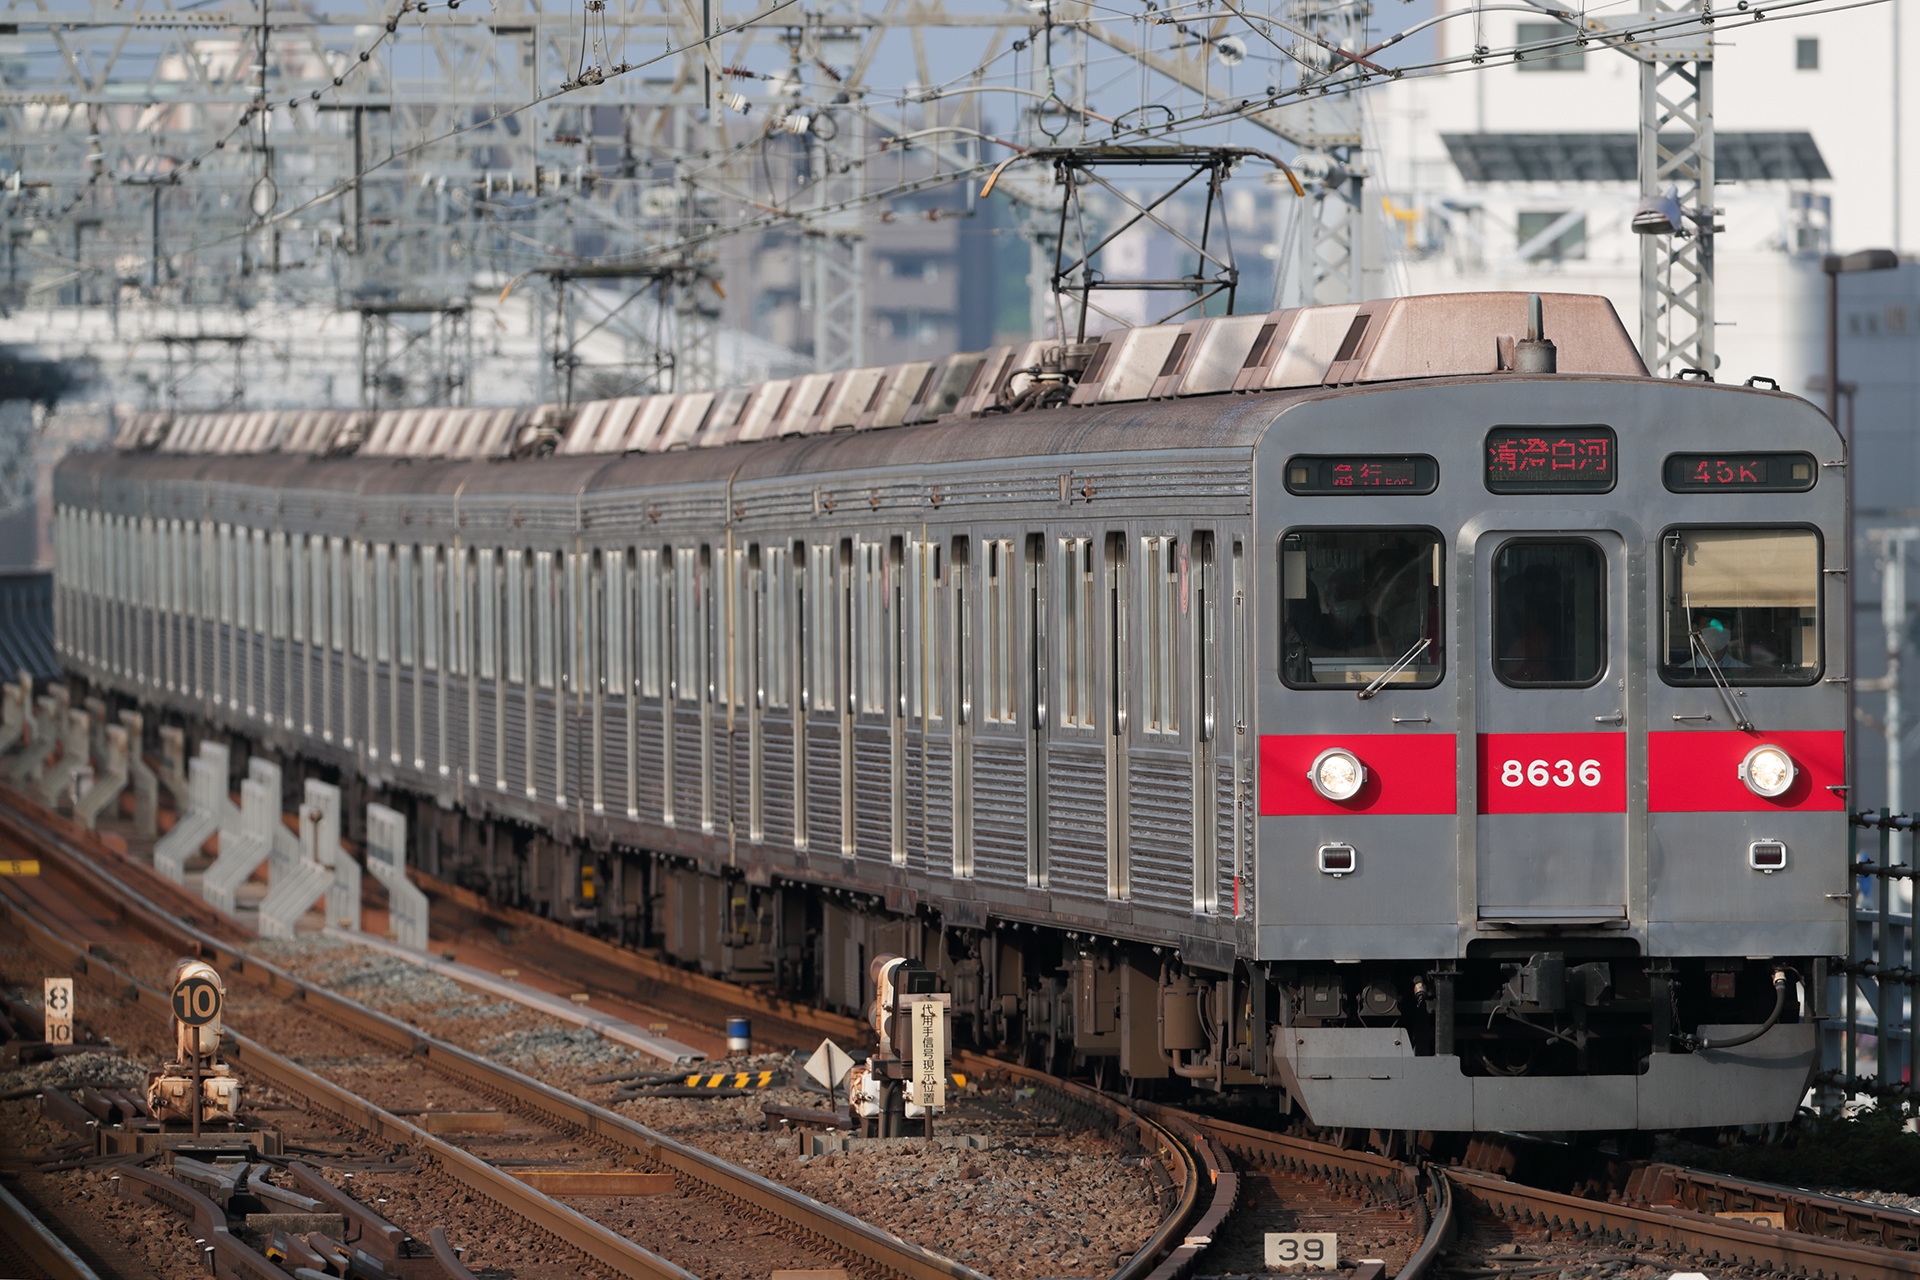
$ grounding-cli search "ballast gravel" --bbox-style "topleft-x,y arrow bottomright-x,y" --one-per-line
260,936 -> 1165,1279
598,1060 -> 1163,1279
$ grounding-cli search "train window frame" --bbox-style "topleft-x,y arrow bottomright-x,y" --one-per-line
270,531 -> 288,641
330,536 -> 347,654
602,548 -> 629,695
983,537 -> 1017,725
762,545 -> 791,710
1490,537 -> 1610,690
476,548 -> 498,680
636,547 -> 662,699
1663,451 -> 1818,494
505,548 -> 526,685
421,545 -> 440,673
856,538 -> 891,718
1278,525 -> 1448,692
1140,533 -> 1182,736
352,540 -> 371,660
288,533 -> 305,644
397,543 -> 415,668
534,549 -> 557,691
1658,522 -> 1825,687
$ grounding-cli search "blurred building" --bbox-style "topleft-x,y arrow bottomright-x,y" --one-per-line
1373,3 -> 1917,813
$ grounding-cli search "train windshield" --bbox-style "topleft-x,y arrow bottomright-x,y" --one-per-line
1661,527 -> 1821,684
1281,529 -> 1444,688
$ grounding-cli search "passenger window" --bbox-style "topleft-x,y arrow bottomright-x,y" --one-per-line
984,539 -> 1016,724
1662,527 -> 1820,684
1057,537 -> 1096,728
1281,529 -> 1444,688
1492,540 -> 1606,687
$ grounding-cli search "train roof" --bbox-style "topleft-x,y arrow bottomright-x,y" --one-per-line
98,292 -> 1649,465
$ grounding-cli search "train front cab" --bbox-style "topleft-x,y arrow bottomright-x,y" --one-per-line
1254,373 -> 1846,1132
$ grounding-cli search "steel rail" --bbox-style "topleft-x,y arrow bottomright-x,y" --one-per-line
1447,1168 -> 1920,1280
1129,1101 -> 1451,1280
0,1178 -> 104,1280
954,1052 -> 1212,1280
1622,1161 -> 1920,1252
115,1164 -> 314,1280
0,880 -> 696,1280
25,785 -> 1920,1280
0,792 -> 994,1280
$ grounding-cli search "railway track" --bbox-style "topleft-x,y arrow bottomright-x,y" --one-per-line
1146,1101 -> 1920,1279
20,783 -> 1920,1280
0,806 -> 995,1280
0,1178 -> 104,1280
0,790 -> 1190,1280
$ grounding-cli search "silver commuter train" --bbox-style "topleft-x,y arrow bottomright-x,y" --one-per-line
53,290 -> 1845,1136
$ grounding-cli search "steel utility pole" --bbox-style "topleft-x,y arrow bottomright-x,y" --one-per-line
1586,0 -> 1715,375
1281,0 -> 1370,305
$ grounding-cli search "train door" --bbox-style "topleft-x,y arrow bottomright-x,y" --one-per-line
1474,531 -> 1629,925
951,536 -> 973,877
1046,534 -> 1104,903
746,543 -> 765,845
634,547 -> 666,823
672,546 -> 710,831
803,542 -> 844,858
888,536 -> 906,865
837,539 -> 856,856
1026,534 -> 1048,888
971,536 -> 1027,884
902,537 -> 942,873
375,541 -> 393,765
758,542 -> 799,851
1106,531 -> 1130,900
850,537 -> 894,863
726,541 -> 750,843
779,541 -> 802,852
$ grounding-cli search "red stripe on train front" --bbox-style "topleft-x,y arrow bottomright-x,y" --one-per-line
1646,729 -> 1845,812
1258,734 -> 1456,816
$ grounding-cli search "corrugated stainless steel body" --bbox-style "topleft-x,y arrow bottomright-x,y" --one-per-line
55,392 -> 1267,962
49,352 -> 1848,1135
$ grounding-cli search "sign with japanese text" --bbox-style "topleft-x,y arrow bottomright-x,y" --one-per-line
1485,426 -> 1616,494
910,999 -> 946,1111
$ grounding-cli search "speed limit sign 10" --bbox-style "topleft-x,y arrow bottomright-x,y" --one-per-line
171,973 -> 223,1027
43,978 -> 72,1045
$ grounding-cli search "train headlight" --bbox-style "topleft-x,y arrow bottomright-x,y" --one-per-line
1738,745 -> 1797,798
1308,748 -> 1367,801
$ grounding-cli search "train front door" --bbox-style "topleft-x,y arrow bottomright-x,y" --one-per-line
1473,528 -> 1632,925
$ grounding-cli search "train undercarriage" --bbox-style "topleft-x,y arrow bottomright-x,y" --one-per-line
140,711 -> 1820,1144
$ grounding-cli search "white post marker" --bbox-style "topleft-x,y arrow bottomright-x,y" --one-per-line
804,1038 -> 856,1112
1265,1234 -> 1337,1270
42,977 -> 72,1046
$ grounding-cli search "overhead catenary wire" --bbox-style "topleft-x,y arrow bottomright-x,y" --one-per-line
9,0 -> 1880,299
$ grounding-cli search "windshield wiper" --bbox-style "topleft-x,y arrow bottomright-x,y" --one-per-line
1689,625 -> 1755,730
1358,637 -> 1432,700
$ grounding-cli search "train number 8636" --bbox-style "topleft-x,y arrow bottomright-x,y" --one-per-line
1500,758 -> 1604,788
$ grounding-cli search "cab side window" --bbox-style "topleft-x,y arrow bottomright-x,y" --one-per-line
1661,527 -> 1821,684
1280,529 -> 1444,689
